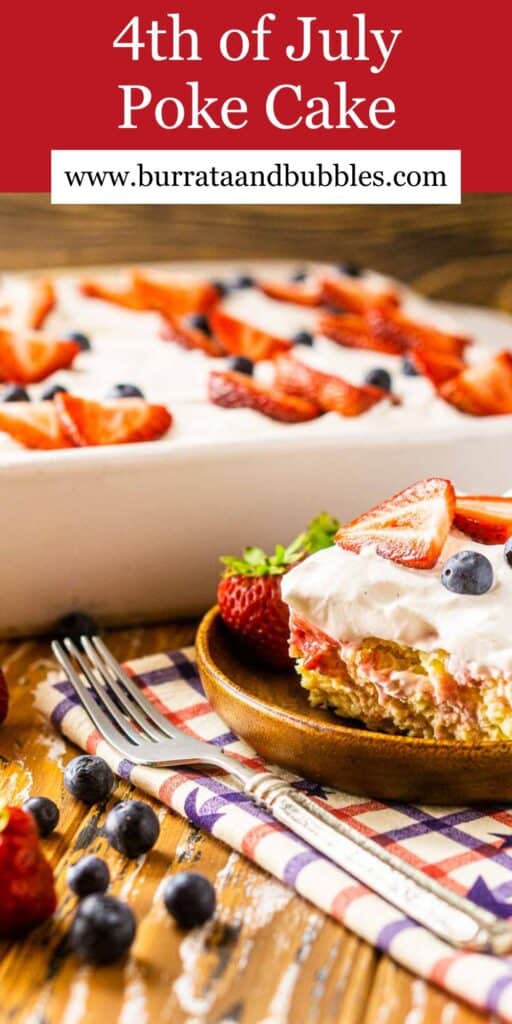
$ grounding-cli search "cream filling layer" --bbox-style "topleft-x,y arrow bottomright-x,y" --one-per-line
282,532 -> 512,677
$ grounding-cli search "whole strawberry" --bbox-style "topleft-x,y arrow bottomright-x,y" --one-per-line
0,806 -> 57,936
218,514 -> 339,669
0,669 -> 8,724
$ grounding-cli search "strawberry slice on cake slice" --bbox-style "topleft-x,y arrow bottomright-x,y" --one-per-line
209,370 -> 320,423
0,401 -> 73,450
132,271 -> 221,316
55,394 -> 172,446
439,351 -> 512,415
258,279 -> 323,307
26,278 -> 57,330
0,328 -> 80,384
367,307 -> 471,359
80,278 -> 148,311
406,344 -> 466,386
318,312 -> 405,355
274,354 -> 393,417
160,313 -> 226,357
335,478 -> 456,569
320,276 -> 399,315
82,270 -> 219,316
210,309 -> 292,362
454,495 -> 512,544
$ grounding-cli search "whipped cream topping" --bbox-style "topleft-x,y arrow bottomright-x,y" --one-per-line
282,531 -> 512,676
0,262 -> 511,458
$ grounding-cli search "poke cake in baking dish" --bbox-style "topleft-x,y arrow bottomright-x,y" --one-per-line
1,261 -> 512,454
282,480 -> 512,742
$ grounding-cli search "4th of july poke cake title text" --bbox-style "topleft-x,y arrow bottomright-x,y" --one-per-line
113,12 -> 403,132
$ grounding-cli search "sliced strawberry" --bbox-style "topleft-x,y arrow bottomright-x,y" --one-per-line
454,495 -> 512,544
274,354 -> 388,417
321,276 -> 399,315
319,312 -> 405,355
368,308 -> 470,359
0,328 -> 80,384
439,352 -> 512,416
160,313 -> 225,357
336,478 -> 456,569
208,370 -> 320,423
27,279 -> 56,330
259,280 -> 323,307
80,279 -> 147,310
407,344 -> 466,386
210,309 -> 292,362
289,612 -> 340,672
55,394 -> 172,446
0,401 -> 73,450
132,271 -> 220,317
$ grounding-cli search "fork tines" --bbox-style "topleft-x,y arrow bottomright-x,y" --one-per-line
51,636 -> 241,774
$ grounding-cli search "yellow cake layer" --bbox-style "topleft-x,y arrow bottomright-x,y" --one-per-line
291,637 -> 512,741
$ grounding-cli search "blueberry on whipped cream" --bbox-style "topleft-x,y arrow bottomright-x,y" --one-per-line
441,551 -> 493,595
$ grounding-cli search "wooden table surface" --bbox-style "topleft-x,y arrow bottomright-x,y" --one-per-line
1,195 -> 510,1021
0,624 -> 491,1024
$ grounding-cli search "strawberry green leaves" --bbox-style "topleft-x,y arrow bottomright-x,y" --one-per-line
220,512 -> 340,578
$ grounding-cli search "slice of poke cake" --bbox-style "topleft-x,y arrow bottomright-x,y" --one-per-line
282,479 -> 512,741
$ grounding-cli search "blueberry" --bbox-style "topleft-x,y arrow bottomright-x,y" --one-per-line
64,755 -> 115,805
441,551 -> 493,596
69,894 -> 136,964
1,385 -> 30,402
211,280 -> 228,297
338,262 -> 362,277
68,855 -> 110,897
402,356 -> 420,377
104,800 -> 159,859
228,356 -> 254,376
54,611 -> 98,644
292,331 -> 314,347
186,314 -> 212,336
42,383 -> 68,400
23,796 -> 59,837
290,269 -> 308,283
163,872 -> 216,929
505,538 -> 512,567
231,274 -> 254,289
364,368 -> 392,392
107,383 -> 144,400
66,332 -> 91,351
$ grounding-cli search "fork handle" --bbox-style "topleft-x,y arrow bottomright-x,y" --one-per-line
244,772 -> 512,954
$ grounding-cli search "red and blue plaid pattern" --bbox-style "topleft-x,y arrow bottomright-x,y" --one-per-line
38,647 -> 512,1021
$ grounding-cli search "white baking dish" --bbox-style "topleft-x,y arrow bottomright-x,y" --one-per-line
1,260 -> 512,637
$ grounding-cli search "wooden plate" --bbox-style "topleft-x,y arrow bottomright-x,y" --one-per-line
196,607 -> 512,805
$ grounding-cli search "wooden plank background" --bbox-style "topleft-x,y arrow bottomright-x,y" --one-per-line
0,193 -> 511,310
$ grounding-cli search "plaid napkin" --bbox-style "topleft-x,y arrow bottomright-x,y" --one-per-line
37,647 -> 512,1022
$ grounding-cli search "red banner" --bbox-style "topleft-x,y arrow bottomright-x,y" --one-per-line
0,0 -> 509,192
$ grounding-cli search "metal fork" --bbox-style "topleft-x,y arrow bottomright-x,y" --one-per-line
52,635 -> 512,955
